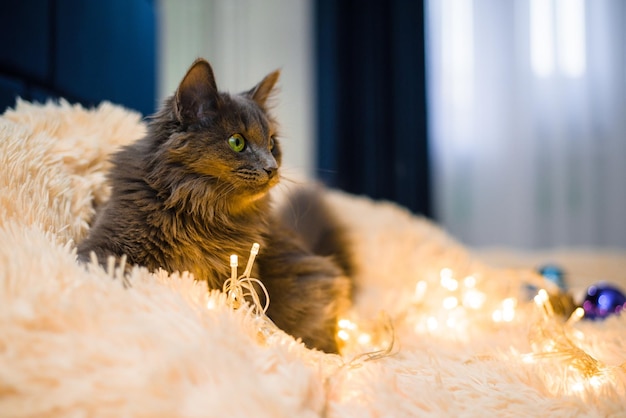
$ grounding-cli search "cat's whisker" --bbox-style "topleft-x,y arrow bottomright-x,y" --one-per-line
277,176 -> 307,187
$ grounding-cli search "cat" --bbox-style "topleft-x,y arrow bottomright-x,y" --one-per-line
77,58 -> 352,353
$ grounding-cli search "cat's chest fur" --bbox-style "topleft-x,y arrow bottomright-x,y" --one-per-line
150,201 -> 268,286
109,169 -> 270,287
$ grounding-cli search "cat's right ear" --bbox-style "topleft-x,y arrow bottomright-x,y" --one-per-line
174,59 -> 220,123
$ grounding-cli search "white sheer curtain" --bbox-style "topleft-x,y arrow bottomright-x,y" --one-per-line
426,0 -> 626,249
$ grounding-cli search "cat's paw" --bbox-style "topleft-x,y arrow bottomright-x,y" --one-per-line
263,264 -> 352,353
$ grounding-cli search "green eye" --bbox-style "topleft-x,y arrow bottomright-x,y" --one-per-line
269,136 -> 276,150
228,134 -> 246,152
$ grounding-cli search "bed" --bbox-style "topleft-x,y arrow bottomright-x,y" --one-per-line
1,99 -> 625,417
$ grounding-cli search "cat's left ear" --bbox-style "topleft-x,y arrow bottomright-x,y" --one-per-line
247,69 -> 281,108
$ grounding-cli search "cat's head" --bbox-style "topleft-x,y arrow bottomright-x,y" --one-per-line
152,58 -> 282,213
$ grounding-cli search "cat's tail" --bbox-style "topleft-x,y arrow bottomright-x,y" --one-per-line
277,185 -> 354,278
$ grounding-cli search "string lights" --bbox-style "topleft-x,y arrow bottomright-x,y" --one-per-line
211,246 -> 624,398
221,242 -> 269,316
334,264 -> 624,396
524,287 -> 626,395
409,266 -> 523,339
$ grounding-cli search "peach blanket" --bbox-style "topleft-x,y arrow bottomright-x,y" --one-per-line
1,100 -> 625,417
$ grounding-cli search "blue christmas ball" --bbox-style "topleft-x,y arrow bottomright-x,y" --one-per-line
582,282 -> 626,320
538,264 -> 567,290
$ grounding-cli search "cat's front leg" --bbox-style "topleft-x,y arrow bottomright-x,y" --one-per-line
258,233 -> 352,353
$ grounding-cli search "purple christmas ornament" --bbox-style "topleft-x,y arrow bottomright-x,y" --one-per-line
582,282 -> 626,320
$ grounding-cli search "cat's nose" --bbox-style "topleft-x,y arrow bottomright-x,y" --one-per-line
264,165 -> 278,179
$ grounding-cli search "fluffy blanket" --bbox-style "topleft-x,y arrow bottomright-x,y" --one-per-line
1,100 -> 625,417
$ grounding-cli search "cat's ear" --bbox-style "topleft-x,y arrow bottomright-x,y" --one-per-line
247,69 -> 281,107
174,58 -> 219,123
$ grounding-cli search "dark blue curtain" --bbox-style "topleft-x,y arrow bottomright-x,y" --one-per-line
315,0 -> 432,217
0,0 -> 156,116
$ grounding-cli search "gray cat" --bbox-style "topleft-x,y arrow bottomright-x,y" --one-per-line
77,58 -> 352,353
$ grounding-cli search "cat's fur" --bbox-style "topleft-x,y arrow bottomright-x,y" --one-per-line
77,58 -> 352,353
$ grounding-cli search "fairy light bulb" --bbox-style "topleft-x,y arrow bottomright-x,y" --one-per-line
589,375 -> 603,389
427,316 -> 439,331
463,275 -> 476,288
534,291 -> 546,306
440,268 -> 459,291
491,297 -> 517,323
570,381 -> 585,393
338,318 -> 357,330
228,255 -> 242,307
566,307 -> 585,326
534,289 -> 555,317
335,317 -> 379,353
501,297 -> 517,322
357,333 -> 372,345
443,296 -> 459,310
337,318 -> 355,343
337,329 -> 350,342
463,289 -> 486,309
492,310 -> 503,323
415,281 -> 428,301
242,243 -> 260,278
